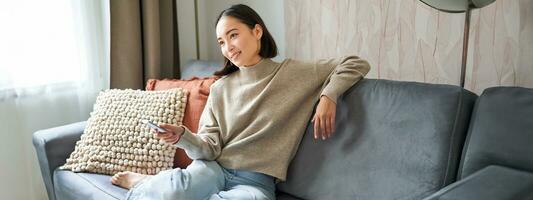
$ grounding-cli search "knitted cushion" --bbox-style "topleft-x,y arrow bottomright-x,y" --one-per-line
60,88 -> 187,175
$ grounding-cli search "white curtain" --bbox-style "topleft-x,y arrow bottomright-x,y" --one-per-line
0,0 -> 110,199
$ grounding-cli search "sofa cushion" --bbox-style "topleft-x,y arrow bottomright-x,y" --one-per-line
146,77 -> 218,133
277,79 -> 477,200
423,165 -> 533,200
459,87 -> 533,178
60,88 -> 187,175
146,76 -> 219,169
54,169 -> 127,200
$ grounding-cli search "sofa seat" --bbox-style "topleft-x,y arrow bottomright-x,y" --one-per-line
53,169 -> 127,200
54,168 -> 300,200
277,192 -> 303,200
423,165 -> 533,200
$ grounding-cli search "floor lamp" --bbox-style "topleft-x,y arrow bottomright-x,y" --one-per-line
419,0 -> 496,88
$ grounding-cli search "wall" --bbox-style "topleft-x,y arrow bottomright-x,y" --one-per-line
285,0 -> 533,94
177,0 -> 286,68
466,0 -> 533,93
177,0 -> 199,69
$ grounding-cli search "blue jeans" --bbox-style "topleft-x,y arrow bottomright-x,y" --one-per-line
125,160 -> 276,200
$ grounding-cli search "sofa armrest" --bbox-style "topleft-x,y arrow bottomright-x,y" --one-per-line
423,165 -> 533,200
32,121 -> 87,200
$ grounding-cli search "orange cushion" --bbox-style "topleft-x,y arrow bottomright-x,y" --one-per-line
146,76 -> 219,168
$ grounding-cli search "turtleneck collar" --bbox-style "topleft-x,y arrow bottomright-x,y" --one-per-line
236,59 -> 277,83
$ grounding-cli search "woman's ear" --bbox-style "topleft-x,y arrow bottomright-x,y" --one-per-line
253,24 -> 263,40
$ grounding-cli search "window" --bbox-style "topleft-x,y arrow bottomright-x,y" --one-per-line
0,0 -> 86,91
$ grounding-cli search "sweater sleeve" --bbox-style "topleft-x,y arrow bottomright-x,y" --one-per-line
314,55 -> 370,103
173,90 -> 222,160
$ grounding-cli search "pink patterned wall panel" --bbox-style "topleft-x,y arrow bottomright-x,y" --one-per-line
285,0 -> 533,93
466,0 -> 533,93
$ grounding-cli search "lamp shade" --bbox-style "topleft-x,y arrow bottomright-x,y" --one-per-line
471,0 -> 496,8
420,0 -> 496,13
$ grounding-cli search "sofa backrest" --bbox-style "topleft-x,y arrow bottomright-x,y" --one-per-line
277,79 -> 477,200
458,87 -> 533,179
180,59 -> 221,79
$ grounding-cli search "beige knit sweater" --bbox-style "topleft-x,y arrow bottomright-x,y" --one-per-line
175,56 -> 370,181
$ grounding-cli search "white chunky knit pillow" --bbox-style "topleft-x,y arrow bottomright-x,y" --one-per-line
60,88 -> 187,175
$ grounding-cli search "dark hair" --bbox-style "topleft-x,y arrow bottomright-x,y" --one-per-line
214,4 -> 278,76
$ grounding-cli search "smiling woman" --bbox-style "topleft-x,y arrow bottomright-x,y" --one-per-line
0,0 -> 109,199
213,4 -> 278,76
113,4 -> 370,200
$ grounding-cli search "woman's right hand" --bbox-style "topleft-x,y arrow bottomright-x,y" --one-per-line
151,124 -> 185,145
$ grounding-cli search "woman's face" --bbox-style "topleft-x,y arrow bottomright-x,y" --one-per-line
216,16 -> 263,67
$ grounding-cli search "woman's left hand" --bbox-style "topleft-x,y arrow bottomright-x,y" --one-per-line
312,95 -> 336,141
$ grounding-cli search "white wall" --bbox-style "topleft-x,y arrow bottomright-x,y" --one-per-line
176,0 -> 199,69
177,0 -> 285,67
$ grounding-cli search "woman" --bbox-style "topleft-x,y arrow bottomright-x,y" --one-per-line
112,4 -> 370,200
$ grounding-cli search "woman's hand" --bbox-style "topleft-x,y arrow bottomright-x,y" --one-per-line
151,124 -> 185,145
312,95 -> 336,141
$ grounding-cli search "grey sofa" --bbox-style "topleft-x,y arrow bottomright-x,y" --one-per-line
34,61 -> 533,200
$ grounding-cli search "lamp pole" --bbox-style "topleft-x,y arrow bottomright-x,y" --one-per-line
460,4 -> 471,88
419,0 -> 495,88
